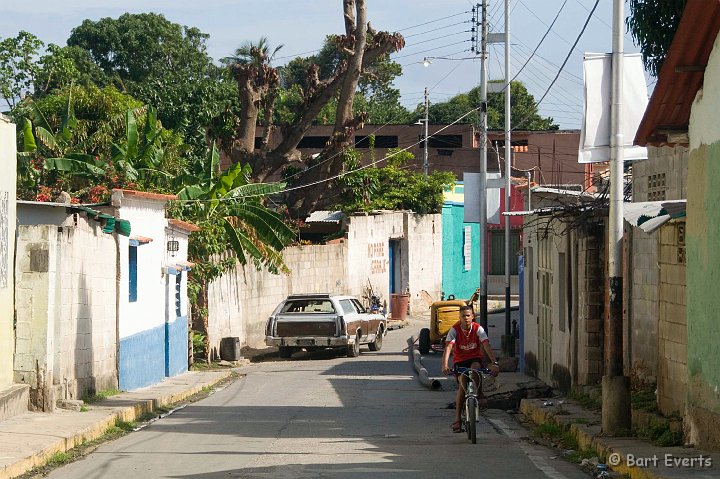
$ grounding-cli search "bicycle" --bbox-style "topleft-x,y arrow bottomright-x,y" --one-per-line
453,366 -> 497,444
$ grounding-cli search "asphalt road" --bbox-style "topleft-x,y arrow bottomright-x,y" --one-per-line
46,319 -> 587,479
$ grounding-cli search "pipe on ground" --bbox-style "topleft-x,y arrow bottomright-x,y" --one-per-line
407,337 -> 442,390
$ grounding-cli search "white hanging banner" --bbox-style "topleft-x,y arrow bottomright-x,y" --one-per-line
463,172 -> 502,224
579,53 -> 649,164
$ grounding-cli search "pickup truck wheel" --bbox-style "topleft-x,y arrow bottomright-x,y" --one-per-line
418,328 -> 431,355
347,334 -> 360,357
278,346 -> 293,358
368,327 -> 383,351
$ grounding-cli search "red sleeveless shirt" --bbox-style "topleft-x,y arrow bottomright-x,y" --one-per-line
447,321 -> 489,364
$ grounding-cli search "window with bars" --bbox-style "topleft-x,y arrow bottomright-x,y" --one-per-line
463,226 -> 472,271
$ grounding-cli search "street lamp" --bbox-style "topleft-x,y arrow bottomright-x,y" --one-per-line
414,87 -> 430,175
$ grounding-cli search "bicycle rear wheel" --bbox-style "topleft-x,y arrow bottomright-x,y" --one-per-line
466,398 -> 477,443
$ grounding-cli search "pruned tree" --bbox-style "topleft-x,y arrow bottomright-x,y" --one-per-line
224,0 -> 405,215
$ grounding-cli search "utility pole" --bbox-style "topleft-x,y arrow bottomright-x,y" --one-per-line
502,0 -> 514,357
603,0 -> 631,435
477,0 -> 489,332
423,87 -> 429,175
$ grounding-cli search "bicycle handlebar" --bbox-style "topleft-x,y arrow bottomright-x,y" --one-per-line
452,366 -> 498,377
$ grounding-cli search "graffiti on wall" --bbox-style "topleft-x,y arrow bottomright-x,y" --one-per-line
368,242 -> 386,275
0,191 -> 7,288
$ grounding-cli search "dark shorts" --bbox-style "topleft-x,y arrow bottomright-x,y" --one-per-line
452,357 -> 486,379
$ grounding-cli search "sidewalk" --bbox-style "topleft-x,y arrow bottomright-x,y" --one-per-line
406,317 -> 719,479
0,369 -> 232,479
521,398 -> 720,479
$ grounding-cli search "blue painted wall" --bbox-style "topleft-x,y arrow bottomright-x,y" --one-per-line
166,315 -> 188,378
119,323 -> 166,390
441,203 -> 480,299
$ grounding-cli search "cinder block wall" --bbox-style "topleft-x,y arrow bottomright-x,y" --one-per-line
576,228 -> 604,385
628,145 -> 688,384
208,243 -> 348,351
628,228 -> 659,381
15,221 -> 117,410
657,221 -> 687,415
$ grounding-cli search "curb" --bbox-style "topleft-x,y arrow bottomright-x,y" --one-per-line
1,370 -> 232,479
520,398 -> 720,479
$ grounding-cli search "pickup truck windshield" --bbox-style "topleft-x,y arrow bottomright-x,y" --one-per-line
280,299 -> 336,313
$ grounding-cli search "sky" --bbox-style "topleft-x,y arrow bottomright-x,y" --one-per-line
0,0 -> 646,130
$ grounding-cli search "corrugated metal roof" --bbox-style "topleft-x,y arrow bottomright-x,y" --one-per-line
305,210 -> 345,224
624,200 -> 686,233
635,0 -> 720,146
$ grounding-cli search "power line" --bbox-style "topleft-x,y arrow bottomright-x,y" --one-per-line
513,0 -> 600,131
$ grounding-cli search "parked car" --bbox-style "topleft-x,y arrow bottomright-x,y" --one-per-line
265,293 -> 387,358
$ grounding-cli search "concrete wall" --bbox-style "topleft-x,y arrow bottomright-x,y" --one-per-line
656,221 -> 687,416
521,191 -> 604,390
14,218 -> 117,409
207,211 -> 442,350
522,218 -> 574,391
0,117 -> 16,389
405,213 -> 443,313
346,212 -> 442,315
575,228 -> 604,386
683,35 -> 720,451
113,190 -> 179,390
626,146 -> 688,385
208,243 -> 347,351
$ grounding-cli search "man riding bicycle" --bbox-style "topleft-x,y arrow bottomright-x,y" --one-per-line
441,304 -> 499,433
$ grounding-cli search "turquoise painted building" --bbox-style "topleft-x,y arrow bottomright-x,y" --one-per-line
442,181 -> 524,299
442,183 -> 481,299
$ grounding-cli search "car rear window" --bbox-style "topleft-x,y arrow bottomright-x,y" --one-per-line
281,299 -> 336,313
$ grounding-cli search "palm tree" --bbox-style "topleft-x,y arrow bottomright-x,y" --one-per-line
221,38 -> 284,155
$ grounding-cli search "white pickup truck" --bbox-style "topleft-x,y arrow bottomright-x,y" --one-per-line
265,293 -> 387,358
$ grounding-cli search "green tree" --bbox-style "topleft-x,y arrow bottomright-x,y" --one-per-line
0,31 -> 43,109
34,44 -> 106,96
425,81 -> 557,130
627,0 -> 687,77
338,146 -> 456,214
67,13 -> 236,158
13,85 -> 185,200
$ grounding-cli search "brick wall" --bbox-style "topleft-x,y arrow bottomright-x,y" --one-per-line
577,227 -> 604,385
657,221 -> 687,415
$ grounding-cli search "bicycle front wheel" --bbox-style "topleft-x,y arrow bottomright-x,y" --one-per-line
466,398 -> 477,443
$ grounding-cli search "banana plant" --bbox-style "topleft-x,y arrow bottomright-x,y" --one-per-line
176,143 -> 295,273
17,95 -> 105,179
110,107 -> 172,184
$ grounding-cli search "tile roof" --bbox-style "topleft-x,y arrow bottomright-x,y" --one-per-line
635,0 -> 720,146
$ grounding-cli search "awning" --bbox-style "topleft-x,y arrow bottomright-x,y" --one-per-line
129,235 -> 153,246
623,200 -> 687,233
72,205 -> 131,236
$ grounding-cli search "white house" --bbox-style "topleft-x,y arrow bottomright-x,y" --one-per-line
111,189 -> 195,390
